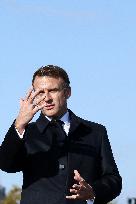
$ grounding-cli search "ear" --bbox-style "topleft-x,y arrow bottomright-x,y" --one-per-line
65,87 -> 71,99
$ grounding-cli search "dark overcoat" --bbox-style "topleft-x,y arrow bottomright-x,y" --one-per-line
0,110 -> 122,204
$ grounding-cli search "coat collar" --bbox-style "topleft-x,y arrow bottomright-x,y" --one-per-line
36,112 -> 50,133
35,109 -> 83,134
68,109 -> 82,135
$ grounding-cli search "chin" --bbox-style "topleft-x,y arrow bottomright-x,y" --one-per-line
42,109 -> 58,118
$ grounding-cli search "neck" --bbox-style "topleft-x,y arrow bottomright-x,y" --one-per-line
53,110 -> 68,120
45,109 -> 68,121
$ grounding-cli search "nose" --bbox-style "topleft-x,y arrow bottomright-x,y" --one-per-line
44,90 -> 52,102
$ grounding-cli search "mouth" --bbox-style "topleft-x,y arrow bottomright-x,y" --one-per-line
44,104 -> 55,110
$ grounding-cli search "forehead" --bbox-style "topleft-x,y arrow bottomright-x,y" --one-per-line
33,76 -> 64,89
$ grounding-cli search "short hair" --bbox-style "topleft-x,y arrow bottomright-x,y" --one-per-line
32,65 -> 70,88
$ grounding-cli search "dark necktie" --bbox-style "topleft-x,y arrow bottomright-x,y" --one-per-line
50,120 -> 67,147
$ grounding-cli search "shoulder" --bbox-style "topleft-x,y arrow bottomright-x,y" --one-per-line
69,109 -> 107,132
75,115 -> 109,146
77,115 -> 106,131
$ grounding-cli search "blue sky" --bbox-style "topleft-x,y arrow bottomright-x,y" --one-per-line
0,1 -> 136,203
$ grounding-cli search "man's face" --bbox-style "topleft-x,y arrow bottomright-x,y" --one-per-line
33,76 -> 71,118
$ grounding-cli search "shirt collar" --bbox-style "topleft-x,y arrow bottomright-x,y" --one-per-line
36,109 -> 83,134
45,111 -> 70,124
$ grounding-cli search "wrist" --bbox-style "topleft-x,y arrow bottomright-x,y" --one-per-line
15,120 -> 26,134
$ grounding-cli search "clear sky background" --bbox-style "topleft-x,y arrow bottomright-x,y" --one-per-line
0,1 -> 136,203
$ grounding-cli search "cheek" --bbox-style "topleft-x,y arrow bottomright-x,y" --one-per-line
57,95 -> 67,106
53,93 -> 67,106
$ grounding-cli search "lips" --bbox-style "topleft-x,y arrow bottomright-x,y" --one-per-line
45,104 -> 55,110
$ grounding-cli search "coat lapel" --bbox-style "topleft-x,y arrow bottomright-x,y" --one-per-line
36,112 -> 50,133
68,109 -> 81,136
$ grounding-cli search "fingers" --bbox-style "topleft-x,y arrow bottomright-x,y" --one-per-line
66,170 -> 95,200
74,170 -> 85,185
25,87 -> 33,101
66,186 -> 82,199
67,171 -> 86,200
33,101 -> 46,114
66,170 -> 94,200
74,170 -> 81,180
24,87 -> 44,104
29,89 -> 44,104
70,183 -> 86,194
18,88 -> 47,117
66,194 -> 81,200
32,93 -> 47,113
72,184 -> 80,190
33,93 -> 46,107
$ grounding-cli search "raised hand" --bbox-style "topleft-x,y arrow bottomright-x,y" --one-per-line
66,170 -> 95,201
15,87 -> 46,134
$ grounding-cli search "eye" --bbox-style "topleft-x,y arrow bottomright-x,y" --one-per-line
39,91 -> 45,96
49,89 -> 58,93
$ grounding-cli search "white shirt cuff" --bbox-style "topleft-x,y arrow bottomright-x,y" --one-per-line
15,126 -> 25,139
87,199 -> 94,204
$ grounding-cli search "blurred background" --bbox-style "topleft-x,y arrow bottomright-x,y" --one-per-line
0,1 -> 136,203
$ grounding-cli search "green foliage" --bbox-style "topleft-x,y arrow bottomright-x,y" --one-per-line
1,186 -> 21,204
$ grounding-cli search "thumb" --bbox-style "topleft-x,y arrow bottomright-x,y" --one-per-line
74,170 -> 86,185
74,170 -> 81,182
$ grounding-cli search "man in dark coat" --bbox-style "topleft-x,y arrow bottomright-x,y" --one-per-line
0,65 -> 122,204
